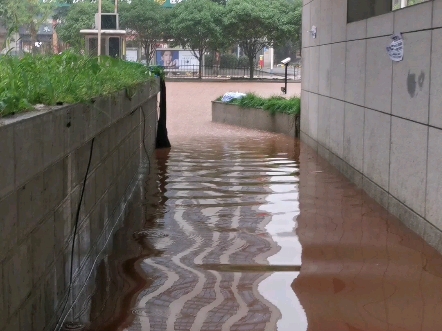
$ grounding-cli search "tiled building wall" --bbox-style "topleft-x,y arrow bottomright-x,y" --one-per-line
0,81 -> 159,331
301,0 -> 442,250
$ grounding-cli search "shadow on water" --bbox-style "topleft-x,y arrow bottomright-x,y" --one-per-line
84,149 -> 171,331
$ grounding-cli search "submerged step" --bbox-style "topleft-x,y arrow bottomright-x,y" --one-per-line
197,264 -> 302,272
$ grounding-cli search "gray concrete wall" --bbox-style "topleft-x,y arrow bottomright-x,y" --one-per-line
0,81 -> 160,331
212,102 -> 299,137
301,0 -> 442,252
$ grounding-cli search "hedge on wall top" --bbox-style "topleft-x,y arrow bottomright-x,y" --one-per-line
0,51 -> 156,117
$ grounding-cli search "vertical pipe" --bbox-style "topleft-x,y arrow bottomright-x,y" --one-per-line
98,0 -> 102,58
401,0 -> 407,8
270,47 -> 274,71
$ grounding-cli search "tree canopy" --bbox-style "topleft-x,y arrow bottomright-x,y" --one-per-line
56,0 -> 115,50
1,0 -> 302,78
168,0 -> 224,78
224,0 -> 298,78
119,0 -> 166,65
1,0 -> 56,51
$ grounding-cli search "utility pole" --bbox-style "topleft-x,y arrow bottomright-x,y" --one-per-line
98,0 -> 102,57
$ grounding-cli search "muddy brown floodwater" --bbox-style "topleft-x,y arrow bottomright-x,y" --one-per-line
82,82 -> 442,331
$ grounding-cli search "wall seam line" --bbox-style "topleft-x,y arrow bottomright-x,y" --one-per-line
424,3 -> 434,221
303,25 -> 442,49
362,20 -> 368,177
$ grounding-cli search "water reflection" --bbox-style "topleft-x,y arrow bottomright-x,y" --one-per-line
85,150 -> 170,331
257,157 -> 307,331
84,137 -> 305,330
81,134 -> 442,331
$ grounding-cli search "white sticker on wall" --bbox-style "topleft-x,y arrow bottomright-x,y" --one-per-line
386,34 -> 404,62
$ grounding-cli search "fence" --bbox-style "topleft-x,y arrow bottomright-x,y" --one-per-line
162,64 -> 302,80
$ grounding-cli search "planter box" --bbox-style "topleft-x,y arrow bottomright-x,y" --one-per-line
211,101 -> 300,137
0,80 -> 160,331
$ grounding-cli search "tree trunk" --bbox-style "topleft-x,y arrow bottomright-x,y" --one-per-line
144,44 -> 151,66
248,56 -> 254,79
30,22 -> 37,55
198,50 -> 203,79
156,76 -> 171,149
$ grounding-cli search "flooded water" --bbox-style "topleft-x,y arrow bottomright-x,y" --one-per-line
80,83 -> 442,331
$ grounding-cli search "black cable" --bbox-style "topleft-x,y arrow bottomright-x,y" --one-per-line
140,106 -> 151,175
55,106 -> 150,329
54,137 -> 95,331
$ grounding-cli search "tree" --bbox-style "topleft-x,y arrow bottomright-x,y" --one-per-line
224,0 -> 298,78
119,0 -> 166,65
0,0 -> 56,53
56,0 -> 115,50
210,0 -> 227,4
168,0 -> 224,78
274,0 -> 302,62
290,0 -> 302,54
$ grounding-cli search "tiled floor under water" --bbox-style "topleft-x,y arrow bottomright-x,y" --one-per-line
83,83 -> 442,331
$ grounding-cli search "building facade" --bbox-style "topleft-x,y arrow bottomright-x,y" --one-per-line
301,0 -> 442,249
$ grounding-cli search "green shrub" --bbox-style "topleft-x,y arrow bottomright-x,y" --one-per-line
0,51 -> 155,117
237,56 -> 249,68
219,93 -> 301,115
204,54 -> 214,67
220,54 -> 238,69
206,54 -> 253,69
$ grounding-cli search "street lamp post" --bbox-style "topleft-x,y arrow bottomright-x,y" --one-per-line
280,57 -> 291,94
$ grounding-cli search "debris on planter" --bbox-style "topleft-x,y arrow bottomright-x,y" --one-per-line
221,92 -> 247,103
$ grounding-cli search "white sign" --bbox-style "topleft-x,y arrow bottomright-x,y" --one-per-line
126,49 -> 138,62
387,34 -> 404,62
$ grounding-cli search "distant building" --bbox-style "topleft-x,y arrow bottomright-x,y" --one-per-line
18,22 -> 54,53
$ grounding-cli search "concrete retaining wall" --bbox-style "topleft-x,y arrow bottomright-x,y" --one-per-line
0,81 -> 160,331
301,0 -> 442,252
212,101 -> 299,137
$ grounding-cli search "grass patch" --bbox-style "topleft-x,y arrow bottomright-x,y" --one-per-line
219,93 -> 300,115
0,52 -> 157,117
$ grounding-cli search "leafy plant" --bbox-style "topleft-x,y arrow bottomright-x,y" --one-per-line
219,93 -> 301,115
0,51 -> 155,117
56,0 -> 116,50
168,0 -> 225,78
224,0 -> 299,78
119,0 -> 167,65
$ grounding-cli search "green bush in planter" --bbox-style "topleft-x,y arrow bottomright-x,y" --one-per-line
220,93 -> 301,116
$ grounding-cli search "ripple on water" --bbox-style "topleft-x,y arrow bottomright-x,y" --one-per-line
88,136 -> 306,331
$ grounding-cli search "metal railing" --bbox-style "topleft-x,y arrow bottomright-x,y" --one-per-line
161,64 -> 301,80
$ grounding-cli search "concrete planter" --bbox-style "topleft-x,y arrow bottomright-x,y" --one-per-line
0,80 -> 160,331
211,101 -> 300,137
